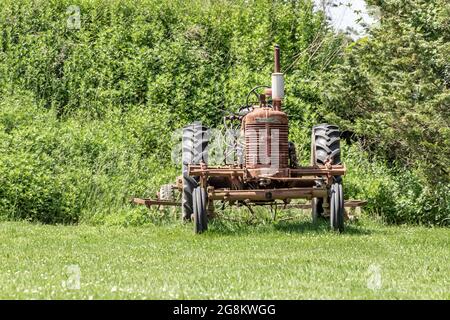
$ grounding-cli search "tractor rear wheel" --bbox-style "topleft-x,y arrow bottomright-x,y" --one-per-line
310,124 -> 342,219
182,123 -> 209,220
311,124 -> 341,166
193,186 -> 208,234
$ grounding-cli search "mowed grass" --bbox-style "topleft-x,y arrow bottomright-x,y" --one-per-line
0,216 -> 449,299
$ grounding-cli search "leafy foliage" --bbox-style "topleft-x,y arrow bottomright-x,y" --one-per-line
0,0 -> 448,225
0,92 -> 176,223
0,0 -> 339,125
319,0 -> 450,183
344,144 -> 449,225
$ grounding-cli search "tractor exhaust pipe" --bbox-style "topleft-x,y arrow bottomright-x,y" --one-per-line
272,45 -> 284,111
274,44 -> 281,73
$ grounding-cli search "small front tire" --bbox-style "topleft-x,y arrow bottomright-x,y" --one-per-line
193,186 -> 208,234
330,181 -> 344,232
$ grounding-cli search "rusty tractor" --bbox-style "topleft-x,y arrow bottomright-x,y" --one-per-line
133,45 -> 365,233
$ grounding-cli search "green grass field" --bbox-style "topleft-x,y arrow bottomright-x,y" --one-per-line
0,217 -> 449,299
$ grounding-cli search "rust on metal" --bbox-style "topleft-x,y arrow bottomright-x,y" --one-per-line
272,99 -> 281,111
289,166 -> 346,176
274,44 -> 280,73
264,88 -> 272,97
132,197 -> 367,210
131,44 -> 363,233
259,94 -> 266,107
342,200 -> 368,208
188,164 -> 346,178
131,198 -> 180,207
243,107 -> 289,171
287,200 -> 367,209
208,188 -> 328,201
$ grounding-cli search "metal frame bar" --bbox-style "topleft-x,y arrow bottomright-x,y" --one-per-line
131,198 -> 179,207
208,187 -> 328,201
131,198 -> 367,209
188,164 -> 346,178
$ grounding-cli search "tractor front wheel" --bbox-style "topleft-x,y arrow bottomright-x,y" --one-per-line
330,181 -> 344,232
193,186 -> 208,234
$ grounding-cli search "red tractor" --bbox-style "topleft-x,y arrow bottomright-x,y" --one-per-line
134,45 -> 348,233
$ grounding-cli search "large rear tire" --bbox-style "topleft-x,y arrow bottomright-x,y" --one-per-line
182,123 -> 209,220
310,124 -> 342,221
311,124 -> 341,166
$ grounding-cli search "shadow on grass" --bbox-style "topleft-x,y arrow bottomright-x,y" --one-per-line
273,219 -> 375,235
206,218 -> 378,236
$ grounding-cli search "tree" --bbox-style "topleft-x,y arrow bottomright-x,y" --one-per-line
320,0 -> 450,182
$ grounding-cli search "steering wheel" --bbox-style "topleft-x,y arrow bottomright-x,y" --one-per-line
245,85 -> 272,108
237,85 -> 272,116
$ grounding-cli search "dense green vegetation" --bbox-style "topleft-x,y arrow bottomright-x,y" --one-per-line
319,0 -> 450,183
0,219 -> 449,299
0,92 -> 176,223
0,0 -> 448,225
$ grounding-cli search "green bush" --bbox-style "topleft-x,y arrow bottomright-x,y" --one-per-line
0,0 -> 337,124
0,92 -> 177,223
1,92 -> 448,226
0,0 -> 448,226
318,0 -> 450,184
343,144 -> 450,226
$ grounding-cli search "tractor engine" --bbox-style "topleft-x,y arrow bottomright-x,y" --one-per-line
243,107 -> 289,178
242,45 -> 289,178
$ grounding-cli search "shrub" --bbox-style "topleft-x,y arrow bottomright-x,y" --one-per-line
0,0 -> 447,226
343,144 -> 450,226
0,92 -> 177,223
